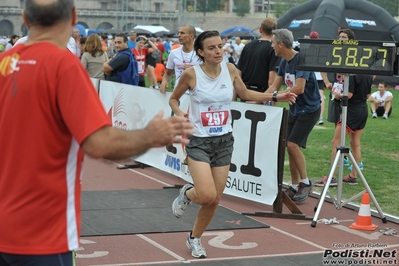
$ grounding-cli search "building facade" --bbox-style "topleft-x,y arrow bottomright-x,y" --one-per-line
0,0 -> 276,36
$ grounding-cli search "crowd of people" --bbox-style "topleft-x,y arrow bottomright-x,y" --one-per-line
0,0 -> 395,264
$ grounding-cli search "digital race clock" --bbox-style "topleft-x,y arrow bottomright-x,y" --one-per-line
296,39 -> 399,76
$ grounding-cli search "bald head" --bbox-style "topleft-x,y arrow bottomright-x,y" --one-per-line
24,0 -> 75,27
181,25 -> 196,38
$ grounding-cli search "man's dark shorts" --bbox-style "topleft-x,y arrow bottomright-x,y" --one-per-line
287,108 -> 321,148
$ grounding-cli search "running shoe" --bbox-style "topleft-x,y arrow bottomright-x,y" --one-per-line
186,235 -> 207,258
172,184 -> 193,218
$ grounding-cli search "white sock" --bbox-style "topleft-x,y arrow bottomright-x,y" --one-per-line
300,178 -> 310,185
291,184 -> 299,190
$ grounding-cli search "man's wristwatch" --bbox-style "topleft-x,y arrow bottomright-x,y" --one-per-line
272,90 -> 278,102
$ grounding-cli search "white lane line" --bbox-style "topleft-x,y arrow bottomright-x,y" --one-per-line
136,234 -> 189,262
110,161 -> 173,187
270,226 -> 327,250
296,219 -> 354,225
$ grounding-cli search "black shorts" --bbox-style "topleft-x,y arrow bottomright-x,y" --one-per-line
373,106 -> 392,117
287,108 -> 321,148
327,100 -> 342,124
317,80 -> 324,90
146,56 -> 156,67
339,105 -> 368,132
138,76 -> 146,87
186,133 -> 234,167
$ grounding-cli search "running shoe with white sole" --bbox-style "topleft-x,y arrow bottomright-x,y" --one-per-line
186,235 -> 207,258
172,184 -> 193,218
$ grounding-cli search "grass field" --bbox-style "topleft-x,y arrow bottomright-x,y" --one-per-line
278,88 -> 399,217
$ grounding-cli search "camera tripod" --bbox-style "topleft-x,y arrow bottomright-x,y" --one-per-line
311,74 -> 387,227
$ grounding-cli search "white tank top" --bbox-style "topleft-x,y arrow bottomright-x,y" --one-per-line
190,63 -> 233,137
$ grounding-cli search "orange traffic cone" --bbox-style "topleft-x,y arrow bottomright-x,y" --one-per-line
350,193 -> 378,231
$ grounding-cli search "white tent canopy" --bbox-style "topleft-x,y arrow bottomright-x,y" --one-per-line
195,27 -> 204,34
133,25 -> 170,35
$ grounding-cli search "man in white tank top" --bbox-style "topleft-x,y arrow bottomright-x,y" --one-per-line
159,25 -> 200,94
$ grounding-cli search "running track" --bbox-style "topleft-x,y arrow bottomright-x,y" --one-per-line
76,157 -> 399,266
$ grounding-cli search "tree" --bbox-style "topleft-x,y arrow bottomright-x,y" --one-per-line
273,0 -> 310,18
367,0 -> 399,17
186,0 -> 227,13
233,0 -> 250,17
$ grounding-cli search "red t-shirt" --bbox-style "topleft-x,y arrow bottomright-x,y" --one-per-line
132,47 -> 149,76
0,43 -> 111,254
156,42 -> 165,61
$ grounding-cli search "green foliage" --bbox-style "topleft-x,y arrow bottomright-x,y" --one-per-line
233,0 -> 250,17
278,88 -> 399,217
367,0 -> 399,17
186,0 -> 227,13
273,0 -> 309,18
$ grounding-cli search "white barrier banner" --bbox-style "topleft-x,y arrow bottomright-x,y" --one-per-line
90,78 -> 100,93
99,81 -> 283,205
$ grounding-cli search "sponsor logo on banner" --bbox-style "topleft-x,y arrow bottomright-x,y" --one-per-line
345,17 -> 376,27
106,90 -> 132,130
289,19 -> 311,28
165,155 -> 181,171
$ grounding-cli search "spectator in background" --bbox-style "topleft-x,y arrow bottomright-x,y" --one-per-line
319,29 -> 356,172
145,37 -> 160,89
322,29 -> 356,125
164,38 -> 171,53
316,74 -> 373,187
156,37 -> 165,62
369,81 -> 393,119
236,17 -> 279,103
103,33 -> 138,85
5,35 -> 19,51
81,34 -> 108,79
309,31 -> 326,125
232,36 -> 245,64
171,38 -> 180,50
72,27 -> 81,57
132,36 -> 158,87
160,25 -> 200,94
128,31 -> 136,49
221,36 -> 231,63
154,58 -> 166,85
79,36 -> 86,59
101,34 -> 109,55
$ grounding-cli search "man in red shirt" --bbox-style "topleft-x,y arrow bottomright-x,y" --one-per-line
0,1 -> 193,265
